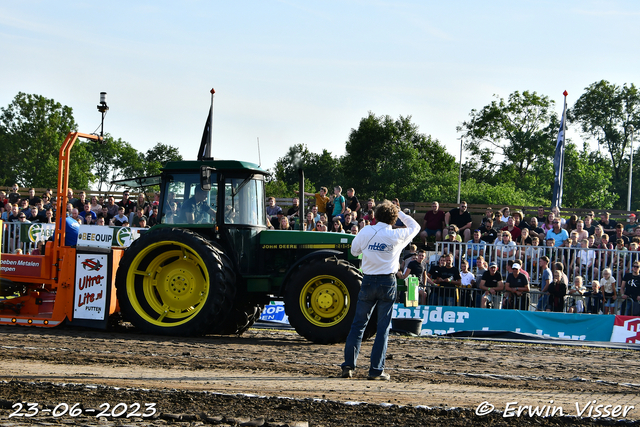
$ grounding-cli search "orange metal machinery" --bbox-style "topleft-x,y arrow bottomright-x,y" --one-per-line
0,132 -> 124,329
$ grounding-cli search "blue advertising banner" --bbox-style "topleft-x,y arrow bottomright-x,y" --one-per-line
259,302 -> 288,323
394,305 -> 615,342
258,302 -> 616,342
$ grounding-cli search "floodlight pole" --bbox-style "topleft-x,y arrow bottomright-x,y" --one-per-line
457,135 -> 463,204
628,125 -> 635,211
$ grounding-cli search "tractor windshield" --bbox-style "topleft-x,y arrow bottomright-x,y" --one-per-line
161,173 -> 218,225
223,177 -> 265,227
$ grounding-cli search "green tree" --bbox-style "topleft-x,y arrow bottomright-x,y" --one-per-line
341,112 -> 456,201
570,80 -> 640,183
459,179 -> 543,206
0,92 -> 93,189
265,168 -> 316,200
561,144 -> 617,209
144,143 -> 183,176
458,91 -> 560,199
88,135 -> 146,192
273,144 -> 342,191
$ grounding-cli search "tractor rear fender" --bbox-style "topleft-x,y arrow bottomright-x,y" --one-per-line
279,249 -> 347,298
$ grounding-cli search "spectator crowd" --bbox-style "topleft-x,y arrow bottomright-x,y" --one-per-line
0,186 -> 160,229
6,182 -> 639,316
267,192 -> 640,316
411,202 -> 640,316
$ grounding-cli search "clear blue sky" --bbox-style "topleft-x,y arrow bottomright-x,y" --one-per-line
1,1 -> 639,173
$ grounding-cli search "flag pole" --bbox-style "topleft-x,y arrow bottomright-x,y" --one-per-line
552,90 -> 568,208
559,90 -> 567,203
206,88 -> 215,159
197,88 -> 215,160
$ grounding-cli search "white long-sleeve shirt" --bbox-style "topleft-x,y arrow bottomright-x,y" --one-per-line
350,211 -> 420,275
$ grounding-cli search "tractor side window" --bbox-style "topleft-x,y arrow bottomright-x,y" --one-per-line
224,178 -> 265,226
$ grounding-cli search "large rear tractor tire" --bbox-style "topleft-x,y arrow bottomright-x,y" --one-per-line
284,256 -> 372,344
115,228 -> 235,336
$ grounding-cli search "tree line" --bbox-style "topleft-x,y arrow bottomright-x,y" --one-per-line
0,92 -> 182,193
268,80 -> 640,211
2,82 -> 638,211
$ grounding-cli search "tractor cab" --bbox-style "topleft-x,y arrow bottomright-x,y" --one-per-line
156,160 -> 268,276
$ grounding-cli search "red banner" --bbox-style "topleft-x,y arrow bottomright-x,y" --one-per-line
0,254 -> 43,277
610,316 -> 640,344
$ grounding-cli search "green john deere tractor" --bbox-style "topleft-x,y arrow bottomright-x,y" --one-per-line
115,160 -> 374,344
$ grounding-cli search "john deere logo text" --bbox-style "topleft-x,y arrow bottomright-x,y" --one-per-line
81,258 -> 103,271
368,242 -> 392,252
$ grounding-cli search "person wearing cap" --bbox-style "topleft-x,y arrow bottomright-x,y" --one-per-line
505,262 -> 530,310
512,211 -> 529,231
479,262 -> 504,309
624,213 -> 638,236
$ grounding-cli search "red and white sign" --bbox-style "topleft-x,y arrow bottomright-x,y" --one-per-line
610,316 -> 640,343
73,254 -> 109,320
0,254 -> 43,277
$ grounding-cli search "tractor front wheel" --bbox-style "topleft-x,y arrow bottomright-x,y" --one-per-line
284,257 -> 367,344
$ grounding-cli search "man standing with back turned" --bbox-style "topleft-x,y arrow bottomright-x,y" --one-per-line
341,200 -> 420,380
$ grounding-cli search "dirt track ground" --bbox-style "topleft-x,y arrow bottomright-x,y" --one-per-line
1,324 -> 639,426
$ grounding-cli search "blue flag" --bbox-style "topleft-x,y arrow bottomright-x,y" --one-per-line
552,96 -> 567,208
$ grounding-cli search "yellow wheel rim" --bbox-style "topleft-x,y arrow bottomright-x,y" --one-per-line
126,241 -> 209,327
299,275 -> 350,327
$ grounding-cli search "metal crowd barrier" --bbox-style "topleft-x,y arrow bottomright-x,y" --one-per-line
435,241 -> 639,286
1,222 -> 34,254
410,284 -> 628,314
422,241 -> 640,315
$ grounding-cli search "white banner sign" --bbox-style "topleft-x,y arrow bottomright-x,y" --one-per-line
74,254 -> 109,320
77,225 -> 114,248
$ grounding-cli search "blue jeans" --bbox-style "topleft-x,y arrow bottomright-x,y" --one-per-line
623,297 -> 640,316
342,274 -> 396,376
537,294 -> 549,311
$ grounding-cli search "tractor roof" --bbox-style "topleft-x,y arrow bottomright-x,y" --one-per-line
162,160 -> 268,175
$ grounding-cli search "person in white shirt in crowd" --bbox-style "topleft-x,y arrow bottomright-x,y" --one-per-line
459,259 -> 475,307
600,268 -> 617,315
574,238 -> 598,283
